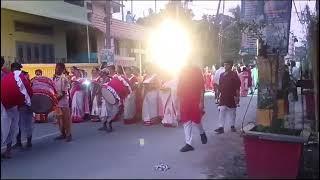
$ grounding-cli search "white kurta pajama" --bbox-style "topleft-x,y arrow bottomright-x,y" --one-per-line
218,106 -> 236,128
183,121 -> 205,145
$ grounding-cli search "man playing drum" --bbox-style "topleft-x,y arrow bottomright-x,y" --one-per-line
53,63 -> 72,142
1,62 -> 33,158
31,69 -> 49,123
99,64 -> 131,132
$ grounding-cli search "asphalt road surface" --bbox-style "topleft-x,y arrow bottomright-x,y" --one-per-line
1,92 -> 257,179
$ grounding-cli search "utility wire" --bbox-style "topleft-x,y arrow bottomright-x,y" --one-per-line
293,0 -> 303,24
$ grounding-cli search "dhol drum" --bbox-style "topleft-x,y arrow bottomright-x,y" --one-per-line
101,75 -> 131,105
31,77 -> 57,114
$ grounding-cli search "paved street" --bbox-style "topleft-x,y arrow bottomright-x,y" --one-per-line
1,93 -> 257,179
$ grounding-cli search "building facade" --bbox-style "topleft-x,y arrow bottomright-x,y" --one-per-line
1,0 -> 147,78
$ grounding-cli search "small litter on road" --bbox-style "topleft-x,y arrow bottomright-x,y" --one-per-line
154,163 -> 170,172
139,138 -> 145,146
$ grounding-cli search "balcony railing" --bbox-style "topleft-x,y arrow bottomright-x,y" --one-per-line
2,53 -> 98,65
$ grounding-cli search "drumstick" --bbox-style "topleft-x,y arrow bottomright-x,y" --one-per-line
121,65 -> 126,77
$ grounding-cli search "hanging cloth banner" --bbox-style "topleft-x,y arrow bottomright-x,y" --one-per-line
99,49 -> 114,64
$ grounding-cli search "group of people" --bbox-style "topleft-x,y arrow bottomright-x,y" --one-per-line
203,62 -> 258,102
1,55 -> 246,158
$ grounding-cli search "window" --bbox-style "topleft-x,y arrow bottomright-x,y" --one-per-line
34,44 -> 40,61
15,21 -> 53,36
48,45 -> 55,61
41,44 -> 48,62
16,41 -> 55,63
26,45 -> 32,61
114,39 -> 120,55
64,0 -> 84,7
86,2 -> 92,10
17,43 -> 24,63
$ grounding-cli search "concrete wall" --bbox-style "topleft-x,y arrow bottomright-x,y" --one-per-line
1,0 -> 89,25
1,9 -> 67,63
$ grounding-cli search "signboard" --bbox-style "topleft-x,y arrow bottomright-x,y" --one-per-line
263,0 -> 292,55
240,0 -> 292,56
99,49 -> 114,64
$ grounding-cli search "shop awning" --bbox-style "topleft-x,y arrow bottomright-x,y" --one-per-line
1,1 -> 91,25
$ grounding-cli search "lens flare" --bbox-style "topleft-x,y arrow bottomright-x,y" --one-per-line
147,19 -> 191,74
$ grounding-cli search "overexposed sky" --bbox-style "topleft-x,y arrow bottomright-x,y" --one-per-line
113,0 -> 316,46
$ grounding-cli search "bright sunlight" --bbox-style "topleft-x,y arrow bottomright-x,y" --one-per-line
147,19 -> 192,74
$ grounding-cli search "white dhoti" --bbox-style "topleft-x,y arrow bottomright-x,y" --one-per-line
142,89 -> 163,125
218,106 -> 236,129
2,106 -> 20,145
100,99 -> 120,124
183,121 -> 205,145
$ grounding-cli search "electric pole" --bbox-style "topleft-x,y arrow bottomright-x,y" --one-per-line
131,0 -> 133,15
214,0 -> 223,65
105,0 -> 111,49
121,0 -> 124,21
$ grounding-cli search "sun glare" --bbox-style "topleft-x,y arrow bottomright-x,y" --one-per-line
147,19 -> 191,74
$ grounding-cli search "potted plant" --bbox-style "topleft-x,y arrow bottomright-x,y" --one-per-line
239,2 -> 311,177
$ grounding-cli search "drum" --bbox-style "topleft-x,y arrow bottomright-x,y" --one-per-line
101,75 -> 131,105
101,87 -> 118,105
31,77 -> 57,113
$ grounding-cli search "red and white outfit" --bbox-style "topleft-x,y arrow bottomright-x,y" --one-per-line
123,74 -> 139,124
204,71 -> 213,91
177,65 -> 205,146
90,76 -> 103,122
239,70 -> 249,97
142,74 -> 163,126
70,77 -> 86,123
1,70 -> 32,145
161,78 -> 179,128
102,74 -> 131,124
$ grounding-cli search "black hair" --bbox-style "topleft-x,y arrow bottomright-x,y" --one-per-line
11,62 -> 23,71
108,65 -> 116,71
117,66 -> 124,75
35,69 -> 42,74
56,63 -> 66,73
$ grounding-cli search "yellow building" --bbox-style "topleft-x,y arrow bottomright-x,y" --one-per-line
1,0 -> 147,78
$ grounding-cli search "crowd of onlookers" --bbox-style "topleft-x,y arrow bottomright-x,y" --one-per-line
202,63 -> 259,101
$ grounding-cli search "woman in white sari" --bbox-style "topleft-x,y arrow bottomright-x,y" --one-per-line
142,64 -> 163,126
70,69 -> 85,123
161,78 -> 179,127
